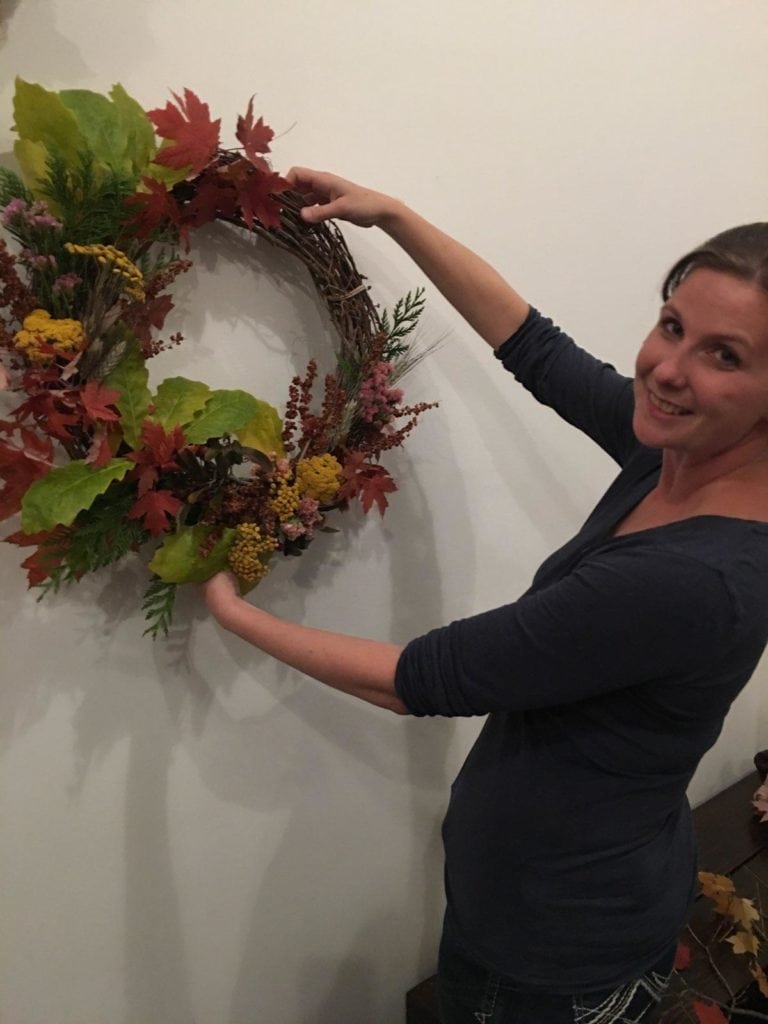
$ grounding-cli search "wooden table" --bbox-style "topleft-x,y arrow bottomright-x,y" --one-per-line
405,771 -> 767,1023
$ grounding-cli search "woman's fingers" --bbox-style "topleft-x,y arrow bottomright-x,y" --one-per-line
285,167 -> 392,227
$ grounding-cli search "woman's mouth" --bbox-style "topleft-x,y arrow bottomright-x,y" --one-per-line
648,389 -> 690,416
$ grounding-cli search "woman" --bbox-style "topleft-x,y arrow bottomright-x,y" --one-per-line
204,173 -> 768,1023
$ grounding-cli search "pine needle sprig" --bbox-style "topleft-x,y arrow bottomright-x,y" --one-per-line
142,576 -> 178,639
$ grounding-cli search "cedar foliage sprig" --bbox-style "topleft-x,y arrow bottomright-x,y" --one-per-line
142,576 -> 177,639
37,488 -> 149,593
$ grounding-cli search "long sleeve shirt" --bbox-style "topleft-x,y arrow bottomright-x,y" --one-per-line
395,307 -> 768,991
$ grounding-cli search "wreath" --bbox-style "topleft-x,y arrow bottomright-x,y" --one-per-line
0,80 -> 435,636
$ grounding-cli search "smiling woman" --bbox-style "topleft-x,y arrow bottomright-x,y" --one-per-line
205,185 -> 768,1024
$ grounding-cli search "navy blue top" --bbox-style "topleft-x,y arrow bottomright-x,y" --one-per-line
395,307 -> 768,992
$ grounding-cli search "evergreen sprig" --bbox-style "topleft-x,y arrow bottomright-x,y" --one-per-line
38,486 -> 148,593
141,576 -> 177,639
381,287 -> 426,359
0,167 -> 32,208
40,150 -> 138,247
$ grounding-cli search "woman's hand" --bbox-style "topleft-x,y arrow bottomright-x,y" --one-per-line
202,571 -> 242,627
286,167 -> 402,229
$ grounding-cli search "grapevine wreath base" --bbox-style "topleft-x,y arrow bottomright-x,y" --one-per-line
0,81 -> 435,635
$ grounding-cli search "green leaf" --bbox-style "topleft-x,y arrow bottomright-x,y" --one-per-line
235,399 -> 285,457
104,333 -> 152,449
59,89 -> 129,175
149,525 -> 235,583
21,458 -> 133,533
57,85 -> 157,182
152,377 -> 211,429
12,78 -> 82,191
109,83 -> 157,178
184,390 -> 262,444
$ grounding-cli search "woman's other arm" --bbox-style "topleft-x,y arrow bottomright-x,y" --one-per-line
287,168 -> 529,350
203,573 -> 408,714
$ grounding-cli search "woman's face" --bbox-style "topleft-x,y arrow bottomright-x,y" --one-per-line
633,268 -> 768,462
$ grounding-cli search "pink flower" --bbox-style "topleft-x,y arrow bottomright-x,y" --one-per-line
282,521 -> 304,541
28,201 -> 63,230
358,361 -> 404,423
53,272 -> 82,292
1,197 -> 27,226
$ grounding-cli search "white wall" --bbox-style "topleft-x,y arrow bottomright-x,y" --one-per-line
1,2 -> 767,1022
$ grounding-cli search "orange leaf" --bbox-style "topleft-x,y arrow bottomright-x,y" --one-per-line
751,962 -> 768,999
692,1001 -> 728,1024
726,930 -> 760,956
728,897 -> 760,931
674,941 -> 691,970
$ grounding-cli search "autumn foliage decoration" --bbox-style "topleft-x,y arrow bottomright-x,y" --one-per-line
669,868 -> 768,1022
0,80 -> 435,635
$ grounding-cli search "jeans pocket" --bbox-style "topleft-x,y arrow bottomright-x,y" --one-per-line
571,967 -> 673,1024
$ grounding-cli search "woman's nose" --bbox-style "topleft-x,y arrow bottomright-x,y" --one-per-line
653,352 -> 687,389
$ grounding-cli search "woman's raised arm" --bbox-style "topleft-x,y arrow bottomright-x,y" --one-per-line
287,167 -> 530,350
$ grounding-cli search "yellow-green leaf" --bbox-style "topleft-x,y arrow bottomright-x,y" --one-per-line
152,377 -> 211,429
104,332 -> 151,449
21,458 -> 132,533
235,399 -> 285,457
184,390 -> 261,444
149,525 -> 235,583
13,138 -> 51,197
13,79 -> 81,190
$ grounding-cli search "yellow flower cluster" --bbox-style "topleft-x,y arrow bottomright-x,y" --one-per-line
65,242 -> 145,301
295,453 -> 343,504
270,468 -> 301,522
227,523 -> 278,584
14,308 -> 86,363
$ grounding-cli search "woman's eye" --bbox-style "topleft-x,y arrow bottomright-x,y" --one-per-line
660,316 -> 682,337
714,346 -> 741,368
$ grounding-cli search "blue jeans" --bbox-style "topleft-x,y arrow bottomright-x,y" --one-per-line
437,917 -> 676,1024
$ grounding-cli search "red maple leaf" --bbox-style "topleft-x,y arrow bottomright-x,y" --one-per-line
79,381 -> 121,425
128,488 -> 183,537
6,526 -> 71,586
339,453 -> 398,516
0,435 -> 54,521
128,420 -> 187,495
126,293 -> 175,352
692,1002 -> 728,1024
148,88 -> 221,175
124,176 -> 185,243
223,157 -> 289,230
181,170 -> 238,231
236,97 -> 274,169
14,388 -> 82,442
673,941 -> 691,971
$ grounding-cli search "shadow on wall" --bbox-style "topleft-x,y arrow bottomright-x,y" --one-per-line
0,1 -> 90,87
0,172 -> 468,1023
